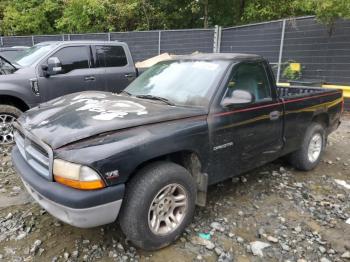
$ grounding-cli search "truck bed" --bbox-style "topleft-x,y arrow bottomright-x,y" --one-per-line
277,86 -> 328,99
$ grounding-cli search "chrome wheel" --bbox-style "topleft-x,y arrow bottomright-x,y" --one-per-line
148,183 -> 188,236
0,114 -> 16,144
307,133 -> 322,163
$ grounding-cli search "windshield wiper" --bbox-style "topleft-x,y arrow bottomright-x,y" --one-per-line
119,90 -> 132,96
135,95 -> 175,106
0,55 -> 17,70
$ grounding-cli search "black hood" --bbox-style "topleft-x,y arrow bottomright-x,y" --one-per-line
18,91 -> 207,149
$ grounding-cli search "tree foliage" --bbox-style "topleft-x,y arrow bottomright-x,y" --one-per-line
56,0 -> 110,33
0,0 -> 349,35
241,0 -> 312,23
1,0 -> 63,35
298,0 -> 350,25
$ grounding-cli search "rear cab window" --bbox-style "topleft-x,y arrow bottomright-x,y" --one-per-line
95,45 -> 128,68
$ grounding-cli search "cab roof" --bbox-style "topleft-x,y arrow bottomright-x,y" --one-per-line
173,53 -> 264,62
35,40 -> 123,46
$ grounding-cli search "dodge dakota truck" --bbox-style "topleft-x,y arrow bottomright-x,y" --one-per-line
12,53 -> 343,250
0,41 -> 137,144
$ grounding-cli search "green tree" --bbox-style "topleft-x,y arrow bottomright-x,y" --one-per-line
240,0 -> 350,27
1,0 -> 350,35
1,0 -> 63,35
0,0 -> 9,21
298,0 -> 350,26
207,0 -> 246,27
56,0 -> 111,33
105,0 -> 203,31
241,0 -> 312,23
147,0 -> 202,29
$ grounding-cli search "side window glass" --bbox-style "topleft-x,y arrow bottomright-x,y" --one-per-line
225,63 -> 271,102
95,45 -> 127,68
50,46 -> 90,74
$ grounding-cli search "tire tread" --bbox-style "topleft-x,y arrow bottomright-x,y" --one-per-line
119,161 -> 196,250
288,122 -> 325,171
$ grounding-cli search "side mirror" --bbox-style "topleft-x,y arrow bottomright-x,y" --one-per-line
43,57 -> 62,77
221,89 -> 255,107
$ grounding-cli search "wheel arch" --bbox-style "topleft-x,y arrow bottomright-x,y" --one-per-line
312,113 -> 329,128
0,94 -> 30,112
128,150 -> 208,206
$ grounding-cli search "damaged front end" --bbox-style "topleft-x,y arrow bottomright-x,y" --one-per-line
11,122 -> 124,228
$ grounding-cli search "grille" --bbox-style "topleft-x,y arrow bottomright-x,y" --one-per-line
14,129 -> 52,180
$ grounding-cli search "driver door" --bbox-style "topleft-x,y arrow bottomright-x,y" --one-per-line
208,61 -> 284,183
38,45 -> 95,102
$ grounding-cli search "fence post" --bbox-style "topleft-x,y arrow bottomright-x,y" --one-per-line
217,26 -> 222,53
62,34 -> 64,41
276,19 -> 286,84
68,34 -> 71,41
31,35 -> 35,46
158,31 -> 161,55
213,25 -> 222,53
213,25 -> 218,52
0,36 -> 3,47
108,32 -> 111,41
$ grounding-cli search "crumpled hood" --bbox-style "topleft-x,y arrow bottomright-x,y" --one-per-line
17,91 -> 207,149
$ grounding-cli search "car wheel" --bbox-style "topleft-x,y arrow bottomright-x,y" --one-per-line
288,122 -> 326,171
119,161 -> 196,250
0,105 -> 22,145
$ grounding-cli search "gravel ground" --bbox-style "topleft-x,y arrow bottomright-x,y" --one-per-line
0,114 -> 349,262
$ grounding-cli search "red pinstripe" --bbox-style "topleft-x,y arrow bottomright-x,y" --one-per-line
214,91 -> 342,117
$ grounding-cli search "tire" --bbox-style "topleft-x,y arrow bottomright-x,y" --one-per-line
119,161 -> 197,250
288,122 -> 326,171
0,105 -> 22,144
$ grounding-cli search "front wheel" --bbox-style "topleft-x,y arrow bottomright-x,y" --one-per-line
0,105 -> 22,145
288,123 -> 326,171
119,161 -> 196,250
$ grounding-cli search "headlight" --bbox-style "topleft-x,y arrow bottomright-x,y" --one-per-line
53,159 -> 105,190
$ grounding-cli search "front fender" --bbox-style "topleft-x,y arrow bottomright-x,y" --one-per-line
0,83 -> 39,108
55,117 -> 210,185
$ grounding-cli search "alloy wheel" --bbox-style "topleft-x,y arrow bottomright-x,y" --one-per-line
148,183 -> 188,236
307,133 -> 322,163
0,114 -> 16,144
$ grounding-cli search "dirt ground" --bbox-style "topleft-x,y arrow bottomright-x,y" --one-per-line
0,114 -> 349,262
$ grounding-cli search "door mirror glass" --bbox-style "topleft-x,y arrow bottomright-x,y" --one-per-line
45,57 -> 62,76
222,89 -> 255,107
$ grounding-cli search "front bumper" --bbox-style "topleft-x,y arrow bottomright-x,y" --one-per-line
12,146 -> 125,228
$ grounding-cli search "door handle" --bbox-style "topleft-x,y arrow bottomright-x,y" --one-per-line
269,111 -> 280,121
84,76 -> 96,81
125,73 -> 134,79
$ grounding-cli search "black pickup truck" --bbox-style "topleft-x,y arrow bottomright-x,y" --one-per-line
12,53 -> 343,250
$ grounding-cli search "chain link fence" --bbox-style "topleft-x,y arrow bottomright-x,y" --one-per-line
1,16 -> 350,85
0,29 -> 215,64
220,16 -> 350,85
282,17 -> 350,85
220,20 -> 283,79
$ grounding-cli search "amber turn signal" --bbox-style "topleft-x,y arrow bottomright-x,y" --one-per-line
54,175 -> 105,190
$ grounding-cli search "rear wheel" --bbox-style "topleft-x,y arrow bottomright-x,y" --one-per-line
0,105 -> 22,144
119,161 -> 196,250
288,123 -> 326,171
